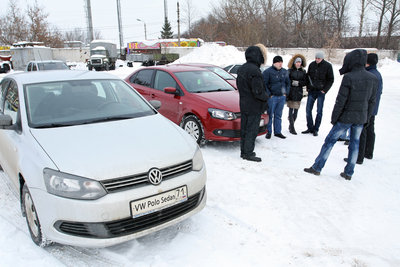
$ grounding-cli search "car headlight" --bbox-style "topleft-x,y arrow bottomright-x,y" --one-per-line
208,108 -> 237,120
44,168 -> 107,200
192,147 -> 204,171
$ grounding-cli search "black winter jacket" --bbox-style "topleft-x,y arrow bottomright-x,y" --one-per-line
331,49 -> 377,125
288,67 -> 306,101
307,59 -> 334,93
237,46 -> 268,114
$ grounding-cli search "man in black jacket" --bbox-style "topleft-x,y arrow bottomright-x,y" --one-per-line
302,51 -> 334,136
237,44 -> 268,162
304,49 -> 377,180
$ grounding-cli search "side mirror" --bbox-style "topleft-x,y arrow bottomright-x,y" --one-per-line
0,114 -> 13,129
164,87 -> 179,95
149,100 -> 161,110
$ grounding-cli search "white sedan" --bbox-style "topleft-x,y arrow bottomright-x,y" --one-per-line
0,70 -> 206,248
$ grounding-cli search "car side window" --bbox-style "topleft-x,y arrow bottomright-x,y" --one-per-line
27,63 -> 32,71
154,70 -> 177,91
0,80 -> 11,112
32,63 -> 38,71
223,65 -> 232,72
133,69 -> 153,87
3,80 -> 19,124
230,65 -> 241,74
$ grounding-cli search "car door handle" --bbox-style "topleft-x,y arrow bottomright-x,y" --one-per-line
151,93 -> 156,98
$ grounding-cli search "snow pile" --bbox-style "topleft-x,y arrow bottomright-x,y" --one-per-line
172,44 -> 245,67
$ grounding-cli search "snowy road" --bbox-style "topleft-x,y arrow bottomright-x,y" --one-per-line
1,46 -> 400,266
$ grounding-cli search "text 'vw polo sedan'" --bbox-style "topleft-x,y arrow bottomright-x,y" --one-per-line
0,70 -> 206,248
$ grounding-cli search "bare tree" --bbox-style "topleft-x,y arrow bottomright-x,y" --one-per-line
0,0 -> 28,45
288,0 -> 315,46
369,0 -> 389,48
326,0 -> 349,37
27,1 -> 50,42
182,0 -> 197,37
358,0 -> 369,37
385,0 -> 400,48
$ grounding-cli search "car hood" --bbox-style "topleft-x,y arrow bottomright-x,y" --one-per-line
193,90 -> 240,112
30,114 -> 196,180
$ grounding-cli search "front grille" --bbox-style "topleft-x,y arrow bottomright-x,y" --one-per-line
54,187 -> 205,238
91,59 -> 101,64
101,160 -> 192,193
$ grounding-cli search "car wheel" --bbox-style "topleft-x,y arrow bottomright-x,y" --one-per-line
182,115 -> 205,144
22,184 -> 47,247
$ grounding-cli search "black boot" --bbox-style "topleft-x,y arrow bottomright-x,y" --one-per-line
288,109 -> 297,135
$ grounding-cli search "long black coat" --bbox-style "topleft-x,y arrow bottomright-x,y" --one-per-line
331,49 -> 378,125
288,67 -> 307,101
307,59 -> 334,93
237,46 -> 268,115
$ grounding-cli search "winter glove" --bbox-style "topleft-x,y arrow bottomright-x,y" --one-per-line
291,80 -> 299,86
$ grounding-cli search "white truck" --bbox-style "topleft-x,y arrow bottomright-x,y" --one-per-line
87,40 -> 117,71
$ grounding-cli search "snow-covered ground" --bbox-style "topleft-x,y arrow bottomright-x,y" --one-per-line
1,45 -> 400,266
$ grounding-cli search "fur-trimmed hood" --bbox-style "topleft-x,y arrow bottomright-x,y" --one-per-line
288,54 -> 307,69
254,43 -> 268,66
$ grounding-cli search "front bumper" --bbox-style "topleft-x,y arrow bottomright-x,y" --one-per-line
29,167 -> 206,247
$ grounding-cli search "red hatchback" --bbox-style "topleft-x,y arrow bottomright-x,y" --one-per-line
125,65 -> 268,144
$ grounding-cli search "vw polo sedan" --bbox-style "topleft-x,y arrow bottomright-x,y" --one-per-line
0,70 -> 206,247
125,65 -> 268,144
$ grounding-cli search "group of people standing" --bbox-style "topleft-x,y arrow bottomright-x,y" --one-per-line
237,44 -> 382,180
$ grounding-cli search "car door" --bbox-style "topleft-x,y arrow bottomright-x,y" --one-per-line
128,69 -> 154,99
152,70 -> 182,124
0,79 -> 23,190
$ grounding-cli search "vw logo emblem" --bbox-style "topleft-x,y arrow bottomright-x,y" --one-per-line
148,168 -> 163,185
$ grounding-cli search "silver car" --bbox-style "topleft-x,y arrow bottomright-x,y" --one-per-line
26,60 -> 69,71
0,70 -> 206,247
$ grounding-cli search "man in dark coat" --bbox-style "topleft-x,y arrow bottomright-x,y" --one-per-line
304,49 -> 377,180
302,51 -> 334,136
237,44 -> 268,162
356,53 -> 383,163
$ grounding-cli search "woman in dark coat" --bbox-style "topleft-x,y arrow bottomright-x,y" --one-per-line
287,54 -> 307,134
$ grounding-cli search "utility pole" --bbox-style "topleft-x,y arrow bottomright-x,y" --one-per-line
85,0 -> 94,43
164,0 -> 168,20
116,0 -> 124,58
177,1 -> 181,46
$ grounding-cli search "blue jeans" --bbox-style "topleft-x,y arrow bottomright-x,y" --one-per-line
306,91 -> 325,132
267,95 -> 286,134
312,122 -> 363,177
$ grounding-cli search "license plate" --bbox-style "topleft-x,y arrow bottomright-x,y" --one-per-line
130,186 -> 188,218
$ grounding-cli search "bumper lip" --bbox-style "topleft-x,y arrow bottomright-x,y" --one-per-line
49,189 -> 207,248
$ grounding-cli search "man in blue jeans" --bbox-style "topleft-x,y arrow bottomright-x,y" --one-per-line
302,52 -> 334,136
263,56 -> 290,139
304,49 -> 377,180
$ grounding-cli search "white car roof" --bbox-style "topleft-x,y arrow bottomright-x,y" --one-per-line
5,70 -> 119,85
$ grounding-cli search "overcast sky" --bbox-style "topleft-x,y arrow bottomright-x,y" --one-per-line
0,0 -> 215,44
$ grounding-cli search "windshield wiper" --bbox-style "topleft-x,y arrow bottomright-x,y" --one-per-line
34,122 -> 76,128
80,116 -> 134,124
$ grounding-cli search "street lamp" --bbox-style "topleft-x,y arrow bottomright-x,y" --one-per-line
137,19 -> 147,40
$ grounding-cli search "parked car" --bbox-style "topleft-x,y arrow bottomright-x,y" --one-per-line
0,55 -> 12,73
0,70 -> 206,247
26,60 -> 69,71
173,63 -> 237,89
223,63 -> 243,78
125,65 -> 268,144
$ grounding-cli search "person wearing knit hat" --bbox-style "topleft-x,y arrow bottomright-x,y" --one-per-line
356,52 -> 383,163
262,55 -> 291,139
287,54 -> 307,135
302,51 -> 334,136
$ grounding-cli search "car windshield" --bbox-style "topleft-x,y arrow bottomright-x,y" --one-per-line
24,79 -> 156,128
37,62 -> 69,70
204,66 -> 235,80
91,50 -> 107,56
175,70 -> 235,93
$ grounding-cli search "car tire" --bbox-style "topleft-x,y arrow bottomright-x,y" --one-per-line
182,115 -> 205,145
22,184 -> 48,247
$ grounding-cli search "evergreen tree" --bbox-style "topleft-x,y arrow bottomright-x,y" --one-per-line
160,18 -> 173,39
